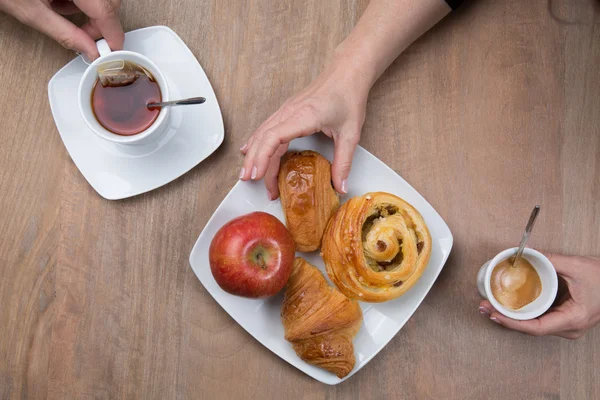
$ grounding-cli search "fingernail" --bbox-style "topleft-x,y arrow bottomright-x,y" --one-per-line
490,316 -> 502,325
341,180 -> 348,194
240,143 -> 248,151
479,306 -> 490,315
239,167 -> 245,179
267,190 -> 274,201
251,166 -> 258,180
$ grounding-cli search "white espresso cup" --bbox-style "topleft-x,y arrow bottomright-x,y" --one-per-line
477,247 -> 558,320
78,39 -> 170,145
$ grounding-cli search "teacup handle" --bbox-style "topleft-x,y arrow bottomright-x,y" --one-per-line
96,39 -> 112,57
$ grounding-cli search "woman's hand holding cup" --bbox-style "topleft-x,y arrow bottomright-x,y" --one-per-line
0,0 -> 124,61
480,253 -> 600,340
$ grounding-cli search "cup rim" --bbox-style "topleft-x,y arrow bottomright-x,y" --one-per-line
484,247 -> 558,320
77,50 -> 170,144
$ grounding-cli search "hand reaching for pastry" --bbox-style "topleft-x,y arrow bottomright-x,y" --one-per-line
238,0 -> 451,200
480,253 -> 600,339
0,0 -> 124,61
239,61 -> 370,200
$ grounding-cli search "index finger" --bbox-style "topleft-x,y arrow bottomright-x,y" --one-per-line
241,108 -> 320,180
24,5 -> 99,59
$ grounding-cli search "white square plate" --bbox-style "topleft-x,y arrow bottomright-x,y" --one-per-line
189,134 -> 453,384
48,26 -> 224,200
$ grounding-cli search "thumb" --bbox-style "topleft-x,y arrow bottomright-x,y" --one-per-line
540,251 -> 575,280
331,134 -> 359,194
28,5 -> 99,60
263,144 -> 289,201
89,16 -> 125,51
73,0 -> 124,50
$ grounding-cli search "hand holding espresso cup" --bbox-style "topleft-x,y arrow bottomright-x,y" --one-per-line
0,0 -> 124,61
479,253 -> 600,340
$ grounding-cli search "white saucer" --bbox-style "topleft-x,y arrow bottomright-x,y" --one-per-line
48,26 -> 224,200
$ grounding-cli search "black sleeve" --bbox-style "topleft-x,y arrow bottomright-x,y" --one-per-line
444,0 -> 464,10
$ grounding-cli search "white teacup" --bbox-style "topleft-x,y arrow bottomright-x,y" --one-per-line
78,39 -> 170,145
477,247 -> 558,320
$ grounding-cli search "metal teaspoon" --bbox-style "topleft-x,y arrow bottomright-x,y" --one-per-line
147,96 -> 206,109
512,205 -> 541,268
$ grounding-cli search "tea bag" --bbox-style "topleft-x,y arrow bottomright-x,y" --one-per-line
96,59 -> 153,87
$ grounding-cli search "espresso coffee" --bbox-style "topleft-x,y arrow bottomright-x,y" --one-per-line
91,70 -> 161,136
491,257 -> 542,310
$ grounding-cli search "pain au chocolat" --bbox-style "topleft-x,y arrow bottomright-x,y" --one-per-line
321,192 -> 432,302
278,151 -> 339,252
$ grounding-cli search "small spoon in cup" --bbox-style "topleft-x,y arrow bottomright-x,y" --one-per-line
147,96 -> 206,109
512,205 -> 541,268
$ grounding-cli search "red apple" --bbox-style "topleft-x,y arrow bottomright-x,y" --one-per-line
209,211 -> 295,298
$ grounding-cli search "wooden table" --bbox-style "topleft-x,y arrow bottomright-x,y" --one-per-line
1,0 -> 599,398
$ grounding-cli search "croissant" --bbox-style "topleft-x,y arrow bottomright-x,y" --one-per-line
278,151 -> 339,252
322,192 -> 432,302
281,258 -> 363,378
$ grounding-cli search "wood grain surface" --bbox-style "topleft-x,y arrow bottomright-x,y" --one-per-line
1,0 -> 599,399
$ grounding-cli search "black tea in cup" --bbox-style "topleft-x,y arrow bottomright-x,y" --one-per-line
92,60 -> 162,136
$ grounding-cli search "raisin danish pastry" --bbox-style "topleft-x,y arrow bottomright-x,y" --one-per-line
322,192 -> 432,302
278,151 -> 339,252
281,258 -> 363,378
